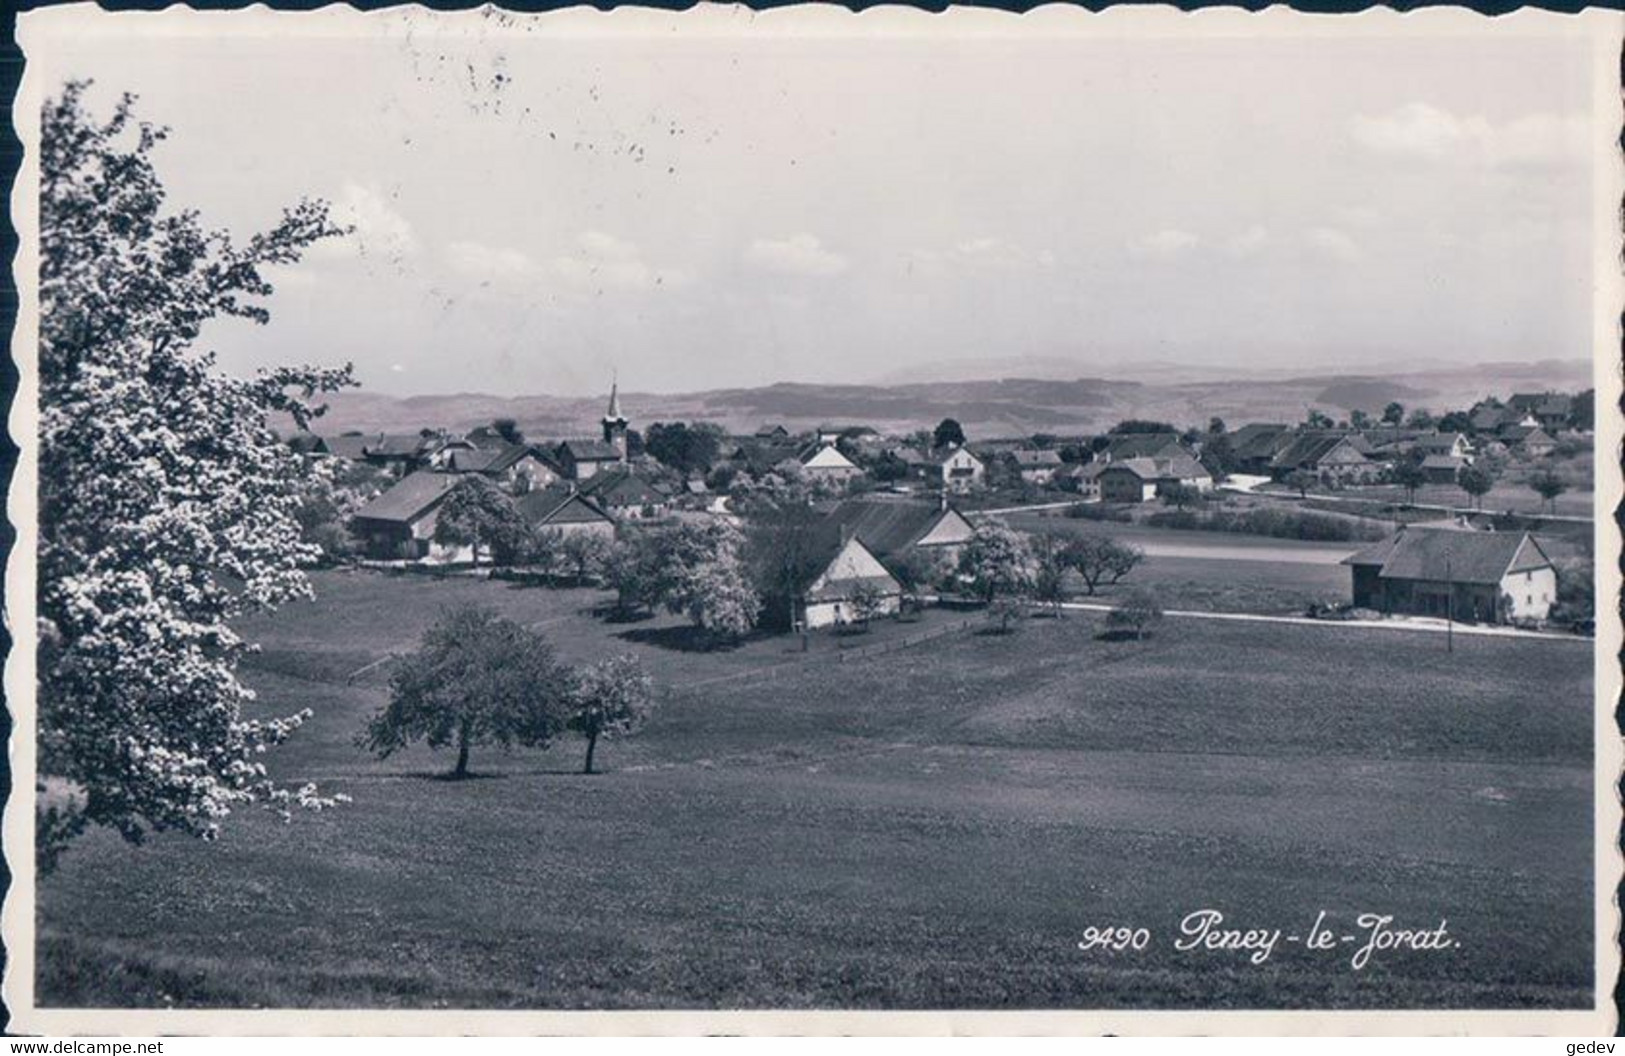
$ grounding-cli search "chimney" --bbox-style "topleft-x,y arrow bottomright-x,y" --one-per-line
939,488 -> 948,512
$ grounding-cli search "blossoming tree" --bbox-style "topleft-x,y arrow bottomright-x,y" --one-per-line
37,81 -> 354,868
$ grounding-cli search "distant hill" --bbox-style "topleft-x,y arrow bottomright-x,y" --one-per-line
304,359 -> 1591,440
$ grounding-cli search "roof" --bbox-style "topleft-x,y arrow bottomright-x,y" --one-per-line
517,485 -> 614,527
1227,423 -> 1292,461
1270,433 -> 1369,471
1104,433 -> 1187,460
320,434 -> 373,460
754,424 -> 790,438
1500,425 -> 1555,446
821,497 -> 967,559
556,439 -> 622,462
1412,433 -> 1469,453
1420,454 -> 1466,470
443,443 -> 547,475
1101,454 -> 1209,483
365,434 -> 440,459
788,524 -> 900,602
351,471 -> 460,525
1011,449 -> 1063,468
577,468 -> 663,507
1342,525 -> 1552,585
799,443 -> 859,470
732,439 -> 804,475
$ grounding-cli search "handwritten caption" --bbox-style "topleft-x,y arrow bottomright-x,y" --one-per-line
1076,910 -> 1459,970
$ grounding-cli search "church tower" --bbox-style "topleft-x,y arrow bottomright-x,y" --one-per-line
602,380 -> 629,462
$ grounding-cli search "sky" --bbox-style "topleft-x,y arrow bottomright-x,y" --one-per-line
22,9 -> 1602,397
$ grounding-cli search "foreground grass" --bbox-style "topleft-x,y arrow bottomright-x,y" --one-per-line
36,572 -> 1596,1010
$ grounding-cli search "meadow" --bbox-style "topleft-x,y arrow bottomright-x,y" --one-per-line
35,570 -> 1597,1010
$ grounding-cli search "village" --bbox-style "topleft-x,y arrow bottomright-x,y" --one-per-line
291,382 -> 1596,637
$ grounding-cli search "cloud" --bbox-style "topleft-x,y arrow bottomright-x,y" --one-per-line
312,182 -> 418,261
1350,104 -> 1587,168
745,234 -> 849,277
1303,226 -> 1361,263
1224,225 -> 1270,258
1127,229 -> 1200,260
905,237 -> 1054,275
446,231 -> 688,292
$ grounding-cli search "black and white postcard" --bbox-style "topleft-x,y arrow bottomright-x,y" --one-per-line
5,3 -> 1621,1036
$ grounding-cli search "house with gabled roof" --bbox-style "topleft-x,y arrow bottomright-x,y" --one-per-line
798,440 -> 864,483
1508,392 -> 1573,431
348,471 -> 465,561
896,444 -> 985,494
576,467 -> 669,520
1342,523 -> 1557,623
1098,453 -> 1213,503
1498,423 -> 1558,458
555,438 -> 625,480
1269,433 -> 1377,484
821,495 -> 976,567
516,484 -> 617,539
438,443 -> 564,491
1009,448 -> 1064,484
1225,423 -> 1294,475
1100,432 -> 1190,463
770,522 -> 903,631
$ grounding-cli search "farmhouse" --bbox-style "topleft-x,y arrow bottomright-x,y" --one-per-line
1342,524 -> 1557,623
555,439 -> 625,480
900,444 -> 985,493
1499,424 -> 1558,458
1269,433 -> 1377,484
821,495 -> 976,566
1100,432 -> 1191,463
1420,454 -> 1466,484
1225,423 -> 1294,475
1098,454 -> 1212,503
516,485 -> 617,539
576,468 -> 669,520
1009,448 -> 1063,484
1411,433 -> 1474,462
1508,392 -> 1573,431
778,525 -> 904,631
798,440 -> 864,483
349,471 -> 464,561
438,443 -> 563,491
362,433 -> 450,478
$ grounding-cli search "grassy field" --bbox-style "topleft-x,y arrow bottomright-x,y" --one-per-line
1004,511 -> 1355,615
36,570 -> 1596,1010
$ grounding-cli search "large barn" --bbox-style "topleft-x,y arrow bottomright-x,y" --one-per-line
1342,524 -> 1557,623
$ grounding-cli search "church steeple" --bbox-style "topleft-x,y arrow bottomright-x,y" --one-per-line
602,378 -> 629,461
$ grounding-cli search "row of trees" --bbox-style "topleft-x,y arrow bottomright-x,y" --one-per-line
360,606 -> 654,778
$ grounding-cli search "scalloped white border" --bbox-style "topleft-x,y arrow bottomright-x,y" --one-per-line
6,2 -> 1622,1036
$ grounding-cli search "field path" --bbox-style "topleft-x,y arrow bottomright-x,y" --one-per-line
1057,600 -> 1587,642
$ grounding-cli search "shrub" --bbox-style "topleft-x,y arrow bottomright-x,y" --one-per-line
1106,588 -> 1164,640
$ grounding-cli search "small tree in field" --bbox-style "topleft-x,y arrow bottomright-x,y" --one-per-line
434,475 -> 531,566
847,578 -> 889,632
359,606 -> 568,779
1529,466 -> 1567,513
1106,588 -> 1164,640
1031,535 -> 1069,617
567,655 -> 655,775
559,530 -> 614,584
1457,464 -> 1496,510
1062,535 -> 1143,595
1159,482 -> 1201,510
959,520 -> 1036,630
1391,459 -> 1427,506
1284,470 -> 1315,499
